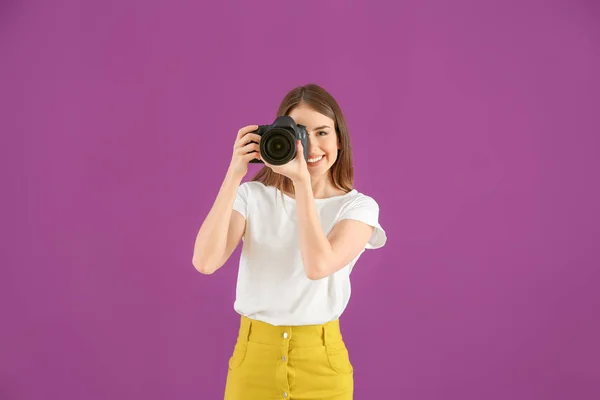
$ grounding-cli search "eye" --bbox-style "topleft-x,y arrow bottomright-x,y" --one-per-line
318,131 -> 328,136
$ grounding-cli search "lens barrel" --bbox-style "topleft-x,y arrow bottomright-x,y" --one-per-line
259,128 -> 296,165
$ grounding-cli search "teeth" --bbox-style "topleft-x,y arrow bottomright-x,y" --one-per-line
308,155 -> 323,163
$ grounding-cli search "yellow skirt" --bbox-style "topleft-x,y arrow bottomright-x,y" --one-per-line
224,315 -> 354,399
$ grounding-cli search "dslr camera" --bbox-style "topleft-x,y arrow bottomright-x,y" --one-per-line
249,116 -> 309,165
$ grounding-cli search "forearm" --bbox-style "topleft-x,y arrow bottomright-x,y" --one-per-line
192,171 -> 242,271
293,179 -> 333,279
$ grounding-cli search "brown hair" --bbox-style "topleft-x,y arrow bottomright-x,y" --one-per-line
251,84 -> 354,198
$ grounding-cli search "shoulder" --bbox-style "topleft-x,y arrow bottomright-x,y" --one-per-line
237,180 -> 279,202
239,180 -> 267,194
240,180 -> 263,190
337,190 -> 386,249
339,189 -> 381,213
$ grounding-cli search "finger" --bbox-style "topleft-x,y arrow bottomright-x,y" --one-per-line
237,143 -> 260,155
236,125 -> 259,141
238,133 -> 262,148
243,151 -> 261,162
297,140 -> 306,162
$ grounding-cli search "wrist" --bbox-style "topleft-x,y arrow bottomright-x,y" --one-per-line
292,173 -> 311,186
225,168 -> 244,185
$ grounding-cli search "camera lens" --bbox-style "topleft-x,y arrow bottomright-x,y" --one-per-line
260,128 -> 296,165
267,137 -> 289,157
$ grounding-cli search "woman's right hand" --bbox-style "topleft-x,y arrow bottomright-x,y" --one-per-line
227,125 -> 262,180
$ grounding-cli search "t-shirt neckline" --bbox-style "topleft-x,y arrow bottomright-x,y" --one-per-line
282,188 -> 357,203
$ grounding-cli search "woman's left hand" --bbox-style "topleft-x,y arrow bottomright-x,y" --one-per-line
263,140 -> 310,183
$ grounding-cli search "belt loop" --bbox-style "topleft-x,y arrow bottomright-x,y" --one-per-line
322,326 -> 327,346
240,316 -> 252,343
246,319 -> 252,342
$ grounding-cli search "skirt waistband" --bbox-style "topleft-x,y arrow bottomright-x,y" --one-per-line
236,315 -> 344,348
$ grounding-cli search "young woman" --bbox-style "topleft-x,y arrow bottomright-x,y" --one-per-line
192,84 -> 387,399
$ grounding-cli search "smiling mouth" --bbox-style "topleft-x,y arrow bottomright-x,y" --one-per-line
307,155 -> 324,163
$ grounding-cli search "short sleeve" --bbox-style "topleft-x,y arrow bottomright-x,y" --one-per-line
233,182 -> 250,219
338,195 -> 387,249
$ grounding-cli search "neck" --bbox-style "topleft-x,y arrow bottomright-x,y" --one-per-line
300,174 -> 342,199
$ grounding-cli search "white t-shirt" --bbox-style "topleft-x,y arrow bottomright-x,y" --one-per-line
232,181 -> 387,326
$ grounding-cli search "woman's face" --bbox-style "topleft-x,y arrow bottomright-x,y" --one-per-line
288,104 -> 340,179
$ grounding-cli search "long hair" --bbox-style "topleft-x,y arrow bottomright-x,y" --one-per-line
251,84 -> 354,198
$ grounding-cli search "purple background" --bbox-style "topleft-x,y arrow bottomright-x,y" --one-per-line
2,0 -> 599,399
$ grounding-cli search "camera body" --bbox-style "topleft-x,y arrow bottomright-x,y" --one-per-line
249,116 -> 309,166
